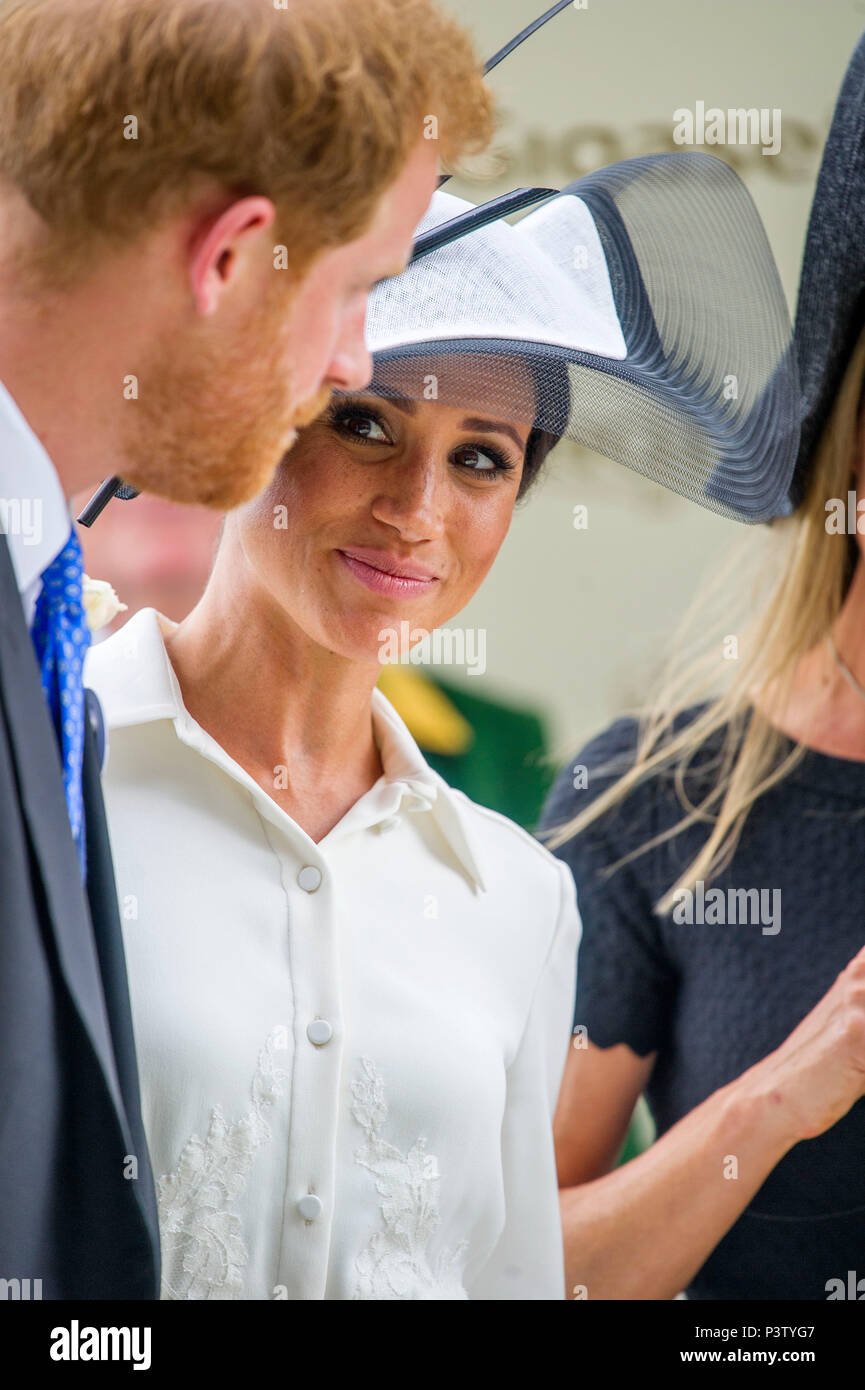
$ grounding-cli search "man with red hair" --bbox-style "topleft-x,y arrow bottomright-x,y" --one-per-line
0,0 -> 492,1300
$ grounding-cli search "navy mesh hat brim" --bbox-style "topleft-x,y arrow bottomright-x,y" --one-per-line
790,30 -> 865,507
363,152 -> 801,524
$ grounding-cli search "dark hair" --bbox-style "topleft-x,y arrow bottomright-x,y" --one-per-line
517,353 -> 569,498
519,427 -> 559,499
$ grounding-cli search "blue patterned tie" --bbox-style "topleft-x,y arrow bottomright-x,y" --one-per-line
30,524 -> 91,880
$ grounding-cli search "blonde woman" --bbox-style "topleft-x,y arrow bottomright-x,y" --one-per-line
542,34 -> 865,1302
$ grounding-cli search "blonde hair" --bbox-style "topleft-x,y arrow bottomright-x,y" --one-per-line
544,323 -> 865,915
0,0 -> 493,288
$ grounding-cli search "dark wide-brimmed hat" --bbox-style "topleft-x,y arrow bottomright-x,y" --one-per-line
790,30 -> 865,506
363,152 -> 801,524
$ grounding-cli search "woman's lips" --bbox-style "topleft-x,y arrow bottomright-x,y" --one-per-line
336,548 -> 439,597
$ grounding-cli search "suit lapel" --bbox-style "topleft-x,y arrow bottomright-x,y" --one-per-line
81,688 -> 161,1245
0,533 -> 131,1142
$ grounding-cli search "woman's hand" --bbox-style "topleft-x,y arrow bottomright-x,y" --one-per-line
555,945 -> 865,1299
751,940 -> 865,1142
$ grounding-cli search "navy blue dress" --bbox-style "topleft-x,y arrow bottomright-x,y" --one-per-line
539,709 -> 865,1301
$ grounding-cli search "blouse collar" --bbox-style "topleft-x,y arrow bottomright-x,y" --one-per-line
86,605 -> 488,892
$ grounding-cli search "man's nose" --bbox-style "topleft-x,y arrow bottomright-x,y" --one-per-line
325,302 -> 374,393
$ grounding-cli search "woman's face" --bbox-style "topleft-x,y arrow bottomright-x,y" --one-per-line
228,355 -> 536,664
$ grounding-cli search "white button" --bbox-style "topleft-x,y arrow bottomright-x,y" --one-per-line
297,1193 -> 323,1221
306,1019 -> 333,1046
297,865 -> 322,892
376,816 -> 399,833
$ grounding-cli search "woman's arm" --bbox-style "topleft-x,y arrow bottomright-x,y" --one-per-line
557,939 -> 865,1300
556,1041 -> 796,1299
555,1039 -> 655,1186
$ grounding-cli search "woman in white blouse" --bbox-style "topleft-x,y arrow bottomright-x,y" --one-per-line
87,365 -> 577,1299
84,167 -> 799,1300
85,223 -> 581,1304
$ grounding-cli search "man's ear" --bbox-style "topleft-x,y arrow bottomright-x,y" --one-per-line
187,196 -> 277,317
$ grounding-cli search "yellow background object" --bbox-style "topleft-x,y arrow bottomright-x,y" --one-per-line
377,665 -> 475,756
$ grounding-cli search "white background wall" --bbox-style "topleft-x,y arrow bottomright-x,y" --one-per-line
434,0 -> 865,768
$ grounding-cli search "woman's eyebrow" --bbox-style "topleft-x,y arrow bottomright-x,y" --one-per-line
372,397 -> 526,451
459,416 -> 526,451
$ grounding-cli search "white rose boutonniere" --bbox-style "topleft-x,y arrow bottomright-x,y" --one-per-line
82,576 -> 128,633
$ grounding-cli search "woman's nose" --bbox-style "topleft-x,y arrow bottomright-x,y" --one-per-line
371,454 -> 446,541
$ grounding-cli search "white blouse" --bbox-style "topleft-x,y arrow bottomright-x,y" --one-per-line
84,607 -> 581,1301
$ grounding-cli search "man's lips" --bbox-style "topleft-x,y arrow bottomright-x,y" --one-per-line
336,547 -> 440,597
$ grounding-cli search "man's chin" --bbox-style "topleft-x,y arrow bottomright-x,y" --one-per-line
293,386 -> 332,430
118,386 -> 329,511
121,445 -> 288,513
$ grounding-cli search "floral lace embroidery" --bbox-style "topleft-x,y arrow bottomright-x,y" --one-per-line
156,1029 -> 288,1300
350,1056 -> 468,1300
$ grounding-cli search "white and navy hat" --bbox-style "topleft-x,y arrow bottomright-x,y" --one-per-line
363,152 -> 801,524
78,7 -> 800,529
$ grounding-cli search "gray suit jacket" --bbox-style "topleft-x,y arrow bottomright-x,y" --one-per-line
0,532 -> 160,1298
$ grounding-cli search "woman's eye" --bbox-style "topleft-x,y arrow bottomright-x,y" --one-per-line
453,444 -> 514,478
348,413 -> 388,441
330,406 -> 390,443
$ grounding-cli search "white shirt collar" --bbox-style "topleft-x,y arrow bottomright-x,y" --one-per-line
85,605 -> 488,892
0,377 -> 71,615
